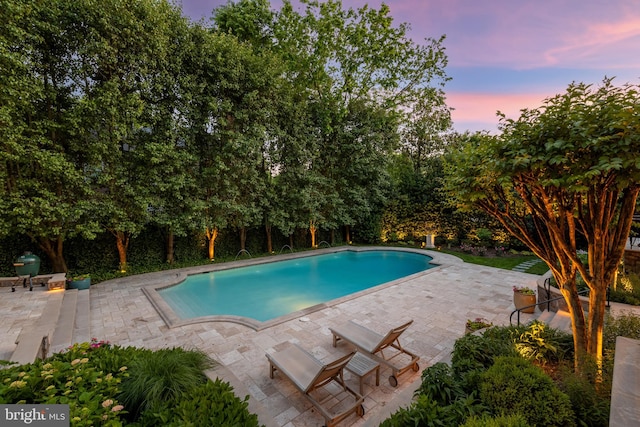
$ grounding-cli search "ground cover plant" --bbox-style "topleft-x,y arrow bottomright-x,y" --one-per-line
382,314 -> 640,427
0,340 -> 262,427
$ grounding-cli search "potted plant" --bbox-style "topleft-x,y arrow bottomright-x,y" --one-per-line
513,285 -> 536,313
465,318 -> 493,334
68,274 -> 91,290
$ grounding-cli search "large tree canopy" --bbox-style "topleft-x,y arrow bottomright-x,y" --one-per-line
0,0 -> 450,270
444,78 -> 640,370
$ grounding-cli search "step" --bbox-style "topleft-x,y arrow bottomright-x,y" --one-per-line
609,337 -> 640,426
10,291 -> 65,365
49,290 -> 79,354
72,289 -> 91,344
533,309 -> 572,335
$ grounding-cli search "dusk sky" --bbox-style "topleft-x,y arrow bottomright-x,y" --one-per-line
178,0 -> 640,133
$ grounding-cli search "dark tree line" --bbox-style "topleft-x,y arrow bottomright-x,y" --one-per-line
0,0 -> 451,272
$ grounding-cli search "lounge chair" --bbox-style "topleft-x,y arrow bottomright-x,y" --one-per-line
329,319 -> 420,387
266,343 -> 364,427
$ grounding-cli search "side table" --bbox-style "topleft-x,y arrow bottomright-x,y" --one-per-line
345,351 -> 380,396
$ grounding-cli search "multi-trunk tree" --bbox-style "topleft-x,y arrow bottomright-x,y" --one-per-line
444,79 -> 640,371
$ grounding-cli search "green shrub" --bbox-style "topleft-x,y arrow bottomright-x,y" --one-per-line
0,342 -> 129,425
462,413 -> 531,427
135,378 -> 263,427
414,362 -> 467,406
452,330 -> 519,374
557,362 -> 610,427
118,347 -> 215,419
380,394 -> 485,427
514,321 -> 573,364
603,312 -> 640,351
610,272 -> 640,305
479,356 -> 575,427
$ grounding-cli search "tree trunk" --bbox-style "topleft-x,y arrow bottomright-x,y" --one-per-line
265,223 -> 273,253
206,227 -> 218,261
289,234 -> 294,249
165,229 -> 174,264
240,226 -> 247,251
36,236 -> 67,273
330,229 -> 335,245
345,225 -> 351,243
309,220 -> 317,248
115,231 -> 130,273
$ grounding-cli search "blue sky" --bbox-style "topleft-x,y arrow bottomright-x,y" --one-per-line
177,0 -> 640,133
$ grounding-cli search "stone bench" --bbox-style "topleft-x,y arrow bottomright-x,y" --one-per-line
609,337 -> 640,426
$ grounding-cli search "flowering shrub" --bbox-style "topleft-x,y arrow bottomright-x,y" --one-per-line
0,345 -> 128,426
494,246 -> 506,256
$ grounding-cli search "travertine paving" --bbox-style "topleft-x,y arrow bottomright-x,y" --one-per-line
1,249 -> 542,427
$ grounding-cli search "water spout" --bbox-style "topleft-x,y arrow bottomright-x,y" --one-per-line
235,249 -> 252,260
318,241 -> 331,248
279,245 -> 294,254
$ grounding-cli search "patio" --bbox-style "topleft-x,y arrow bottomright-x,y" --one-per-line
1,250 -> 541,426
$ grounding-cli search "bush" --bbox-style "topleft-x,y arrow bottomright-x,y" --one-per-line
0,341 -> 129,425
462,413 -> 531,427
135,378 -> 263,427
514,321 -> 573,364
414,363 -> 467,406
479,356 -> 575,427
118,347 -> 215,420
603,311 -> 640,351
609,272 -> 640,305
557,362 -> 610,427
0,342 -> 261,426
380,394 -> 485,427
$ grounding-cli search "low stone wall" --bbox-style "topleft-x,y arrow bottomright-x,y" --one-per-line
535,272 -> 590,313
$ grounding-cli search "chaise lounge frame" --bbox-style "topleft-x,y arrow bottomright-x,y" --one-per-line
330,319 -> 420,387
266,343 -> 364,427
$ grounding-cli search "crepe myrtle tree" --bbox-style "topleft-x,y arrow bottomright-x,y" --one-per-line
444,78 -> 640,372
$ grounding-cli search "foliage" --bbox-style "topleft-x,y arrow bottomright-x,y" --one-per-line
514,321 -> 573,365
557,361 -> 611,427
118,347 -> 214,419
0,340 -> 128,425
512,286 -> 535,295
610,271 -> 640,305
461,413 -> 531,427
479,356 -> 576,427
443,79 -> 640,369
135,378 -> 263,427
414,363 -> 468,406
466,318 -> 493,332
0,341 -> 260,426
602,312 -> 640,351
380,393 -> 485,427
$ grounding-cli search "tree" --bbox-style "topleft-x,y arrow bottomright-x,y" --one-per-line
272,0 -> 449,244
444,79 -> 640,371
0,0 -> 102,272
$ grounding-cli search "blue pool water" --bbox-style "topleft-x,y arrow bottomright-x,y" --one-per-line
159,250 -> 434,322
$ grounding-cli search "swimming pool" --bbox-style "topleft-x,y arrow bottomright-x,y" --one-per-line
145,248 -> 436,330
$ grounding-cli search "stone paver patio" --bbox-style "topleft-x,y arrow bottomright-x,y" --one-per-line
1,249 -> 543,426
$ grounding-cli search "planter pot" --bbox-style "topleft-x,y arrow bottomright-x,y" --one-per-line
68,278 -> 91,290
514,292 -> 536,313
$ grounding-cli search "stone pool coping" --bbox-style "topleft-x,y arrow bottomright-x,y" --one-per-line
142,246 -> 441,330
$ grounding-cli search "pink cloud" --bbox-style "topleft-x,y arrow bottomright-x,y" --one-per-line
447,91 -> 550,132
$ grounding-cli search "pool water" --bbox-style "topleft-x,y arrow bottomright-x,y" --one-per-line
159,250 -> 434,322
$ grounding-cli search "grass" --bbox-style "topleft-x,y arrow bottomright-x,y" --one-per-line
438,249 -> 550,275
